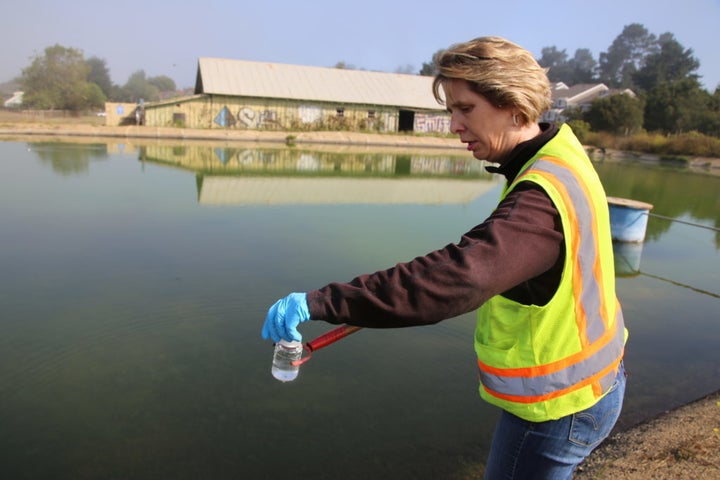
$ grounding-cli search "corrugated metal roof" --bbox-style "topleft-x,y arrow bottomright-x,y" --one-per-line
551,83 -> 608,101
195,58 -> 444,111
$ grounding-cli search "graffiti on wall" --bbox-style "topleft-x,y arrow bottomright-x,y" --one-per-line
237,107 -> 280,128
211,104 -> 439,132
214,106 -> 237,127
237,107 -> 256,127
414,114 -> 450,134
298,105 -> 323,124
221,105 -> 324,128
212,106 -> 282,129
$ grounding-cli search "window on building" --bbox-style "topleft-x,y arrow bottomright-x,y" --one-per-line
368,110 -> 375,119
336,107 -> 345,117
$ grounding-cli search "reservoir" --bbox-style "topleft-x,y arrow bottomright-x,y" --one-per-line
0,139 -> 718,479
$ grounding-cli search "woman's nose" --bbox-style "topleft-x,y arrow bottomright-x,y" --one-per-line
450,116 -> 464,134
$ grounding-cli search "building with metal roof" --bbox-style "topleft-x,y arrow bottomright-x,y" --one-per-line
134,58 -> 450,134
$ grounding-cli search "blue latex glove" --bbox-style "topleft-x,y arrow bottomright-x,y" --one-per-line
262,293 -> 310,343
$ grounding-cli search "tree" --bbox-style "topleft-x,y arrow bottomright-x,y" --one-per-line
643,78 -> 710,134
419,49 -> 444,77
704,87 -> 720,137
117,70 -> 159,102
538,46 -> 572,83
148,75 -> 176,92
394,64 -> 415,75
598,23 -> 658,88
633,33 -> 700,91
85,83 -> 107,109
567,49 -> 598,84
86,56 -> 114,99
419,62 -> 434,76
333,61 -> 355,70
633,33 -> 708,134
585,93 -> 645,135
539,47 -> 597,85
21,44 -> 105,110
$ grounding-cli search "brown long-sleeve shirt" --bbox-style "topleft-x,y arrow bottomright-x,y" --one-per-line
307,124 -> 564,328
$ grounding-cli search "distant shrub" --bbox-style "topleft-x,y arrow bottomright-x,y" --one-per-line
592,131 -> 720,158
566,120 -> 591,143
584,131 -> 618,150
620,132 -> 666,154
664,131 -> 720,157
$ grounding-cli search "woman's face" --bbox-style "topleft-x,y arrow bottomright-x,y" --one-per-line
442,79 -> 516,164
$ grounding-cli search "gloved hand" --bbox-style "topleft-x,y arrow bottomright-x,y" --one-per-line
262,293 -> 310,343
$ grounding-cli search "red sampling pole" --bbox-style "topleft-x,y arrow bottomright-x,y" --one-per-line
291,325 -> 362,366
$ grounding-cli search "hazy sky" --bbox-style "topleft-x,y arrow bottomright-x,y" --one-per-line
3,0 -> 719,91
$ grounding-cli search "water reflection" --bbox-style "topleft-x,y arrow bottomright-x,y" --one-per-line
30,141 -> 109,175
139,143 -> 490,178
137,143 -> 500,206
614,241 -> 720,299
594,159 -> 720,246
613,242 -> 645,278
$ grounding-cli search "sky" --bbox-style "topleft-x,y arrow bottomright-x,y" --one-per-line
3,0 -> 719,92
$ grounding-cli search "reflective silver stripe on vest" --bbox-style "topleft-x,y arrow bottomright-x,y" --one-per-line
479,159 -> 623,398
479,309 -> 625,398
532,159 -> 606,343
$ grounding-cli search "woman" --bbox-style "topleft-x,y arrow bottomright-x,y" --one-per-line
262,36 -> 627,479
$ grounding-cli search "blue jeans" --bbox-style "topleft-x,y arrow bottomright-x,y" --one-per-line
484,363 -> 626,480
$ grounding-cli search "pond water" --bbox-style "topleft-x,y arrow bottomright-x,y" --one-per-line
0,139 -> 718,479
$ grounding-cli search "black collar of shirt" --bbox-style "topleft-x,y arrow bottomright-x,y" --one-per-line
486,123 -> 559,182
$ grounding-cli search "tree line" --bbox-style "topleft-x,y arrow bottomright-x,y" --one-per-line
18,44 -> 176,111
419,24 -> 719,138
14,23 -> 720,139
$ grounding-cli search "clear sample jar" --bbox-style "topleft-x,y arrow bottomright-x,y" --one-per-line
271,340 -> 303,382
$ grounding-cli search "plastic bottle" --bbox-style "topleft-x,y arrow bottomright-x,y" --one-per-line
271,340 -> 303,382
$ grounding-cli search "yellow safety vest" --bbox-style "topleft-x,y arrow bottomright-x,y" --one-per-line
475,124 -> 627,422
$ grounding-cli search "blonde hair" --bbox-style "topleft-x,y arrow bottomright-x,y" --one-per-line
432,36 -> 551,124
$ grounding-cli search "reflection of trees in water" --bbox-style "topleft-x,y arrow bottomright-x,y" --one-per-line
30,142 -> 108,175
596,161 -> 720,247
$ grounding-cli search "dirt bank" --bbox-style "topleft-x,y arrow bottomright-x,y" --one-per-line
576,390 -> 720,479
0,113 -> 464,152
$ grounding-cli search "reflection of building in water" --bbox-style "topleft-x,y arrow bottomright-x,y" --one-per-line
141,144 -> 500,205
140,145 -> 499,205
197,176 -> 500,206
141,144 -> 491,178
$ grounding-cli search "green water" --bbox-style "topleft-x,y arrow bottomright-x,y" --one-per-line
0,140 -> 717,479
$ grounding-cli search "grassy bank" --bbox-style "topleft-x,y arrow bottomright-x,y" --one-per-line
569,120 -> 720,160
